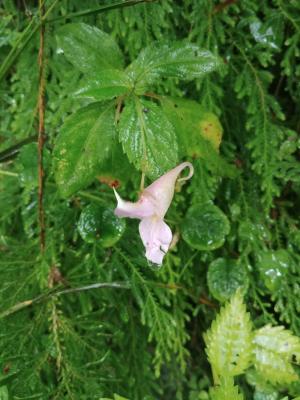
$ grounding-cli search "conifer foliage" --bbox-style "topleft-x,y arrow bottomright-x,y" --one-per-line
0,0 -> 300,399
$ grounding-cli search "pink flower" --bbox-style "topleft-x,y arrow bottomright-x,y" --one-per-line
113,162 -> 194,265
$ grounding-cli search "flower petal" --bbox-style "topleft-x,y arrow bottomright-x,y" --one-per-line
139,217 -> 172,265
113,188 -> 155,219
143,162 -> 194,218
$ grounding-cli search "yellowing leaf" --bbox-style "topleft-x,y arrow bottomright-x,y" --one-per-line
199,113 -> 223,151
161,96 -> 236,178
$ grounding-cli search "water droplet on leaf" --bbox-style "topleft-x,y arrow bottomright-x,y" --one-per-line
207,258 -> 249,302
78,204 -> 126,247
257,250 -> 291,291
182,203 -> 230,251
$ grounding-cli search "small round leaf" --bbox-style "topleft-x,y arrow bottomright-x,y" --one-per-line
257,250 -> 291,291
78,204 -> 125,247
182,203 -> 230,250
207,258 -> 249,302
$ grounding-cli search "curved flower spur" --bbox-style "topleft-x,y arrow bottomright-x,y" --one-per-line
113,162 -> 194,265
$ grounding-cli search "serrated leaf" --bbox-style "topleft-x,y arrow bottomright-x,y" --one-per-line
118,97 -> 178,179
253,325 -> 300,385
53,102 -> 116,197
204,291 -> 253,381
75,69 -> 133,101
127,42 -> 221,92
160,96 -> 237,177
56,23 -> 124,74
210,377 -> 244,400
207,258 -> 249,303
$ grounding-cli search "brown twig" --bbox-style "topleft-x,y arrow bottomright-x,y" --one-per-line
37,0 -> 46,252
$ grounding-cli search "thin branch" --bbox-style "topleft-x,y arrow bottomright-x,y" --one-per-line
56,281 -> 131,296
0,282 -> 130,319
47,0 -> 158,23
0,135 -> 38,163
0,0 -> 59,82
0,0 -> 156,82
0,169 -> 113,203
0,169 -> 18,177
37,0 -> 46,252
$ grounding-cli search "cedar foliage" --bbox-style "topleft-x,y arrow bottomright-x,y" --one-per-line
0,0 -> 300,399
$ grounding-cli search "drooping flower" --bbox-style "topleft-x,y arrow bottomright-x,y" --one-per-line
113,162 -> 194,265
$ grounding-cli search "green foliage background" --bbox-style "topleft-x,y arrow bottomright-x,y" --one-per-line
0,0 -> 300,399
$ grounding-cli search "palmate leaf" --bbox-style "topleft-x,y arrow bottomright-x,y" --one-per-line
56,23 -> 124,74
204,291 -> 253,381
253,325 -> 300,385
53,101 -> 116,197
160,96 -> 237,178
118,97 -> 178,179
75,69 -> 133,102
210,376 -> 244,400
126,42 -> 222,93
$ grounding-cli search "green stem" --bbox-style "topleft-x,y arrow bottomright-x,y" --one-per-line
0,281 -> 130,319
47,0 -> 157,23
0,168 -> 112,203
0,0 -> 59,81
0,169 -> 18,177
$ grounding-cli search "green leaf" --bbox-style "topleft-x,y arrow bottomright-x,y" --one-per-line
78,204 -> 126,247
204,291 -> 253,381
182,203 -> 230,251
160,96 -> 237,177
96,141 -> 135,187
99,395 -> 129,400
253,324 -> 300,385
118,97 -> 178,179
207,258 -> 249,303
127,42 -> 221,92
246,369 -> 280,400
210,377 -> 244,400
53,102 -> 116,197
17,143 -> 38,189
17,143 -> 50,192
56,23 -> 124,74
75,69 -> 133,101
254,391 -> 279,400
256,250 -> 291,291
0,386 -> 9,400
114,395 -> 129,400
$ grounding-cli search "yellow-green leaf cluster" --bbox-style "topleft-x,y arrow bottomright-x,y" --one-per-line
253,325 -> 300,385
204,290 -> 253,381
210,377 -> 244,400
